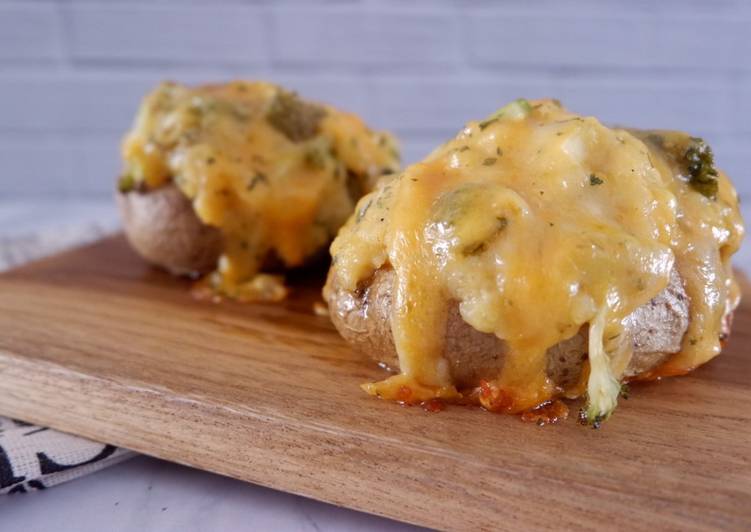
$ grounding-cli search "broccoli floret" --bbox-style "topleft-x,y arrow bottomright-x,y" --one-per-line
634,131 -> 720,200
117,174 -> 136,193
266,90 -> 326,142
684,137 -> 719,199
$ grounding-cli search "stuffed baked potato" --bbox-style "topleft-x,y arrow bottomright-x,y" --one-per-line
324,99 -> 743,425
118,81 -> 399,301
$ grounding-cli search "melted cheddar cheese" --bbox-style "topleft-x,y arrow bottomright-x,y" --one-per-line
326,99 -> 744,421
121,81 -> 399,300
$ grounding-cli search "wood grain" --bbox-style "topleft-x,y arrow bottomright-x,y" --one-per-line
0,235 -> 749,531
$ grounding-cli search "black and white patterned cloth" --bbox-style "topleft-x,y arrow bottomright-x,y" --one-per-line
0,417 -> 134,494
0,206 -> 134,495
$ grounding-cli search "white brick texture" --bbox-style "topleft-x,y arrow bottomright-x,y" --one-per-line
466,10 -> 746,71
273,6 -> 460,67
0,0 -> 748,200
68,4 -> 270,65
0,3 -> 64,61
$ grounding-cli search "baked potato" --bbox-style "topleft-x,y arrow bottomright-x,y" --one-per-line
117,81 -> 400,300
326,265 -> 690,391
117,183 -> 222,276
324,99 -> 744,425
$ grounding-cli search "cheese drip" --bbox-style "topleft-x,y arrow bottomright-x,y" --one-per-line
327,99 -> 743,416
121,81 -> 400,300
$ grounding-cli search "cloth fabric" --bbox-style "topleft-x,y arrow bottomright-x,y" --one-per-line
0,418 -> 134,494
0,203 -> 136,495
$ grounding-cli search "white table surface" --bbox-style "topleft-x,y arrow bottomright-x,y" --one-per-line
0,199 -> 747,531
0,456 -> 421,531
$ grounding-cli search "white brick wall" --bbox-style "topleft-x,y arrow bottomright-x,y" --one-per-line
273,6 -> 460,67
0,0 -> 748,200
466,9 -> 746,71
0,3 -> 63,61
68,4 -> 271,65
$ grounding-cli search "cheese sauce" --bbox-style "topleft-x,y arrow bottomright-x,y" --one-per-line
121,81 -> 399,300
327,99 -> 743,419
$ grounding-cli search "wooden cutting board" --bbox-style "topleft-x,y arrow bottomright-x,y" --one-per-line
0,235 -> 748,530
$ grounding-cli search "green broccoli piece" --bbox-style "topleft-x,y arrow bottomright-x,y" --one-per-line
630,131 -> 720,200
117,174 -> 136,193
478,98 -> 532,130
267,90 -> 326,142
684,137 -> 719,199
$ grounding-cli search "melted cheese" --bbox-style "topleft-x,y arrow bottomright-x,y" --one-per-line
327,99 -> 744,415
121,81 -> 399,300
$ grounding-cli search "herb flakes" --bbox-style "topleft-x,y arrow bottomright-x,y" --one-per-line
304,148 -> 326,169
247,172 -> 268,190
478,118 -> 498,131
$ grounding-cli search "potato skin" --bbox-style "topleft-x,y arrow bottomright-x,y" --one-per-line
118,184 -> 329,278
117,184 -> 222,276
325,265 -> 691,390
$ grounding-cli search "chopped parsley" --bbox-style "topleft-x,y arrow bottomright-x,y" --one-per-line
247,172 -> 268,190
589,174 -> 604,186
478,118 -> 498,131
